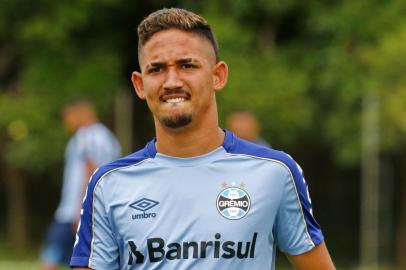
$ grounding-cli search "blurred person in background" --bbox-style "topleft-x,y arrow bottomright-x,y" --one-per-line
40,99 -> 121,270
226,110 -> 270,147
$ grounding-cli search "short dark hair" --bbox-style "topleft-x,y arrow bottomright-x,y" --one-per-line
137,8 -> 219,61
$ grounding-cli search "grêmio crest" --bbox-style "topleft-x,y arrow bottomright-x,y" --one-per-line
216,186 -> 251,220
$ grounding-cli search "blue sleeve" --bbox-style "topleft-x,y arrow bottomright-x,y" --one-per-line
275,159 -> 324,255
70,172 -> 119,269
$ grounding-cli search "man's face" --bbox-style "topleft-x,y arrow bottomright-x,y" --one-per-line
61,106 -> 79,133
227,113 -> 260,142
132,29 -> 227,130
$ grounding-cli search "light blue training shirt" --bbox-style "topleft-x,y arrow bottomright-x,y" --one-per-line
54,123 -> 121,223
70,130 -> 323,269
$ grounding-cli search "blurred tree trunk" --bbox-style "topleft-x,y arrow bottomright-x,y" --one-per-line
4,168 -> 28,249
396,152 -> 406,270
258,19 -> 275,51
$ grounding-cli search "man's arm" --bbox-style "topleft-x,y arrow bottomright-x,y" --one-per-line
287,242 -> 336,270
73,160 -> 97,232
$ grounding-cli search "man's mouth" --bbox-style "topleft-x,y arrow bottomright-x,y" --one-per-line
160,90 -> 191,104
166,97 -> 186,104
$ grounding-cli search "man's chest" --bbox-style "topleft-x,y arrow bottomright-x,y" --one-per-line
104,163 -> 286,240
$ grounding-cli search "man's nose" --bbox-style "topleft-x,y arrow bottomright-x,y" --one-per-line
163,67 -> 183,89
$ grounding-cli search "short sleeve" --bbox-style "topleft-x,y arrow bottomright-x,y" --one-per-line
77,125 -> 121,166
70,173 -> 119,269
275,160 -> 324,255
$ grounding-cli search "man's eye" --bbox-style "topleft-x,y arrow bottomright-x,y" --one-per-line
148,67 -> 162,74
182,63 -> 195,69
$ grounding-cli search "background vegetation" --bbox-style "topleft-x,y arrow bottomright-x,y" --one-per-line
1,0 -> 406,268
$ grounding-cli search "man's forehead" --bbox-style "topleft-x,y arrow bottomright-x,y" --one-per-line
138,29 -> 216,66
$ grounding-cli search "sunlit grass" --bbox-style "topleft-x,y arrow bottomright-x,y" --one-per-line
0,261 -> 71,270
0,262 -> 39,270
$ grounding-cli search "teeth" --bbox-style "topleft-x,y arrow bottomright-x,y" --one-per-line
166,98 -> 185,104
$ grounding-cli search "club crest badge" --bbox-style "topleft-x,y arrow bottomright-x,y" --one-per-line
216,187 -> 251,220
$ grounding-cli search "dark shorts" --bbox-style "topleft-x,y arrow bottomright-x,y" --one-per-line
40,220 -> 75,266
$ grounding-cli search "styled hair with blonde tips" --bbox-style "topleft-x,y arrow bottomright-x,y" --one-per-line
137,8 -> 219,62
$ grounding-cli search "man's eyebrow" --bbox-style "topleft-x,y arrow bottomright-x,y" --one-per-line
177,58 -> 193,63
145,62 -> 165,69
145,58 -> 198,69
177,58 -> 202,65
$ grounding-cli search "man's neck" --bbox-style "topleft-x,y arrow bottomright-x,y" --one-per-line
154,123 -> 224,158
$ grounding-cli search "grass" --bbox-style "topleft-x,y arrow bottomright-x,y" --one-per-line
0,261 -> 39,270
0,239 -> 40,270
0,261 -> 71,270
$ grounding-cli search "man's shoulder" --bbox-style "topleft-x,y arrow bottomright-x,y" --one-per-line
89,145 -> 154,185
75,123 -> 112,138
224,134 -> 296,170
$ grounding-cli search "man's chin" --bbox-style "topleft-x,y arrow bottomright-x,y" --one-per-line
161,114 -> 192,129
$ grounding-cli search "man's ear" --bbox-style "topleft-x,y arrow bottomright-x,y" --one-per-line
212,61 -> 229,92
131,71 -> 146,99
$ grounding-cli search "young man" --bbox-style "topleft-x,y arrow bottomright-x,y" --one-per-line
40,100 -> 121,270
71,8 -> 335,270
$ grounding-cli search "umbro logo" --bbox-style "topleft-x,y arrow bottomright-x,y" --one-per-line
130,198 -> 159,220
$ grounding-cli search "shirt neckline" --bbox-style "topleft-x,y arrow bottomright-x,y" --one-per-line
154,146 -> 226,166
145,129 -> 235,166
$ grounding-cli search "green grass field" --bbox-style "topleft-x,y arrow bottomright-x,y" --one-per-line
0,261 -> 38,270
0,261 -> 70,270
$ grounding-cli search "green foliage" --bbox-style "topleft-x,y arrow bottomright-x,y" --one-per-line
0,96 -> 66,171
362,23 -> 406,150
203,0 -> 406,167
206,9 -> 313,146
218,50 -> 314,146
1,0 -> 406,171
0,0 -> 122,172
